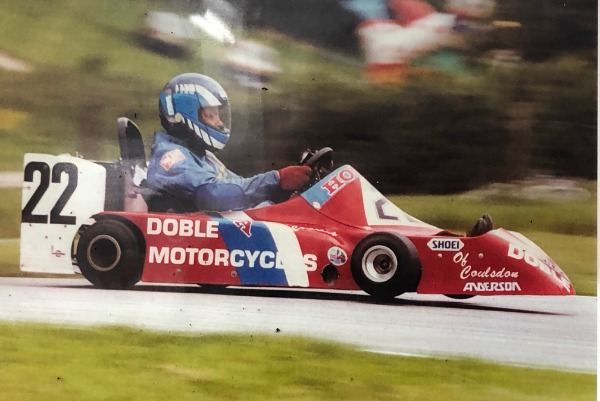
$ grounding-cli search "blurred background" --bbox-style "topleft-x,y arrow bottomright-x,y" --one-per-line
0,0 -> 596,195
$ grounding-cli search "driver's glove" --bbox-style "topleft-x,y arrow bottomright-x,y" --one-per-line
278,166 -> 312,191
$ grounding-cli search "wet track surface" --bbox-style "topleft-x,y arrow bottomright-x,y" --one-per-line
0,277 -> 595,372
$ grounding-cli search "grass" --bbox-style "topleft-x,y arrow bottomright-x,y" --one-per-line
388,182 -> 597,237
0,189 -> 21,238
524,232 -> 597,296
0,239 -> 19,276
0,323 -> 595,401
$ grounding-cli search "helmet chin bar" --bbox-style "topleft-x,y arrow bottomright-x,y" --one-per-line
173,120 -> 229,154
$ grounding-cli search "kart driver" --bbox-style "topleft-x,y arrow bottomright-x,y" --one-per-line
146,73 -> 311,212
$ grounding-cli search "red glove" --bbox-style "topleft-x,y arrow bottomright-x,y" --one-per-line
278,166 -> 312,191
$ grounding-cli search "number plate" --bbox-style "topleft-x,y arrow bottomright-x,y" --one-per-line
20,153 -> 106,274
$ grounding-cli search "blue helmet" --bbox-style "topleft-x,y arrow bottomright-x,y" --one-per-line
159,73 -> 231,153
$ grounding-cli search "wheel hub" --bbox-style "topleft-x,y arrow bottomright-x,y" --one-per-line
87,235 -> 121,272
362,245 -> 398,283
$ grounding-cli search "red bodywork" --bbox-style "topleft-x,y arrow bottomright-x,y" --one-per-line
98,165 -> 574,296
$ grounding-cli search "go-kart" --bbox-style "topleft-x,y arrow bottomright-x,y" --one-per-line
20,118 -> 575,299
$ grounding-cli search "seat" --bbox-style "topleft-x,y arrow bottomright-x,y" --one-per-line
117,117 -> 150,212
116,117 -> 196,213
118,117 -> 146,164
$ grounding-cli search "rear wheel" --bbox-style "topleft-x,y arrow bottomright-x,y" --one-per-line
76,219 -> 145,289
351,233 -> 421,300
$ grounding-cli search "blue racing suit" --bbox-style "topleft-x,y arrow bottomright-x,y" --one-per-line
147,132 -> 281,211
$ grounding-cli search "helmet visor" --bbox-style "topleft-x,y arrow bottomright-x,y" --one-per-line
199,103 -> 231,134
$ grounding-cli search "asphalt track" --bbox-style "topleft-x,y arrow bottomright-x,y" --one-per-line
0,277 -> 596,373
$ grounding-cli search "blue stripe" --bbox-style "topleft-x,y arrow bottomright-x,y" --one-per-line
216,218 -> 288,286
301,165 -> 352,208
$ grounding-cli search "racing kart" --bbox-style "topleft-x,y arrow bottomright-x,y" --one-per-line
20,118 -> 575,299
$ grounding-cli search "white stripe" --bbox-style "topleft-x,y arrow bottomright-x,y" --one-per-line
198,128 -> 213,147
194,85 -> 221,106
359,176 -> 434,227
205,151 -> 227,170
165,95 -> 174,115
220,211 -> 251,221
211,136 -> 225,150
218,214 -> 310,287
263,222 -> 310,287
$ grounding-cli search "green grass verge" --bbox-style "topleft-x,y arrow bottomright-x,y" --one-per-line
389,185 -> 597,237
0,188 -> 21,238
0,323 -> 595,401
524,232 -> 597,296
0,239 -> 19,276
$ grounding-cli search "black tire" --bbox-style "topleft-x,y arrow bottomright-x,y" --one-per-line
76,219 -> 145,289
351,233 -> 422,300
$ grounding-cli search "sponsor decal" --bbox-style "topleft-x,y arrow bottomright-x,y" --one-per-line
463,282 -> 522,292
427,238 -> 464,252
147,217 -> 219,238
321,168 -> 355,196
327,246 -> 348,266
375,198 -> 399,221
51,247 -> 65,258
175,84 -> 222,106
460,266 -> 519,280
291,225 -> 337,237
233,220 -> 252,238
159,149 -> 186,171
507,243 -> 552,274
454,251 -> 519,280
507,243 -> 571,290
148,246 -> 317,271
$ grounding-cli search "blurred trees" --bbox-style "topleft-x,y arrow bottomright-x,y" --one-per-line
0,0 -> 593,194
246,55 -> 596,194
493,0 -> 597,60
239,0 -> 597,60
222,0 -> 597,193
239,0 -> 363,54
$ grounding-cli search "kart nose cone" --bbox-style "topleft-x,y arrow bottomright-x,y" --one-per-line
491,229 -> 575,295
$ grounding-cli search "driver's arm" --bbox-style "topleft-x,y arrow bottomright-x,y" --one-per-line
206,151 -> 311,199
148,146 -> 310,211
218,169 -> 280,204
216,166 -> 311,204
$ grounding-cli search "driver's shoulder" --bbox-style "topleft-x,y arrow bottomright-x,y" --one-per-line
151,135 -> 196,161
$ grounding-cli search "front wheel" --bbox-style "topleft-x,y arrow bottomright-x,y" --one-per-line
351,233 -> 422,300
76,219 -> 145,289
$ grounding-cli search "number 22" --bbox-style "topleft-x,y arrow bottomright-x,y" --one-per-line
22,161 -> 78,225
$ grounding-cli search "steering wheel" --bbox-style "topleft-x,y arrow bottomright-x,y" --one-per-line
300,147 -> 334,189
